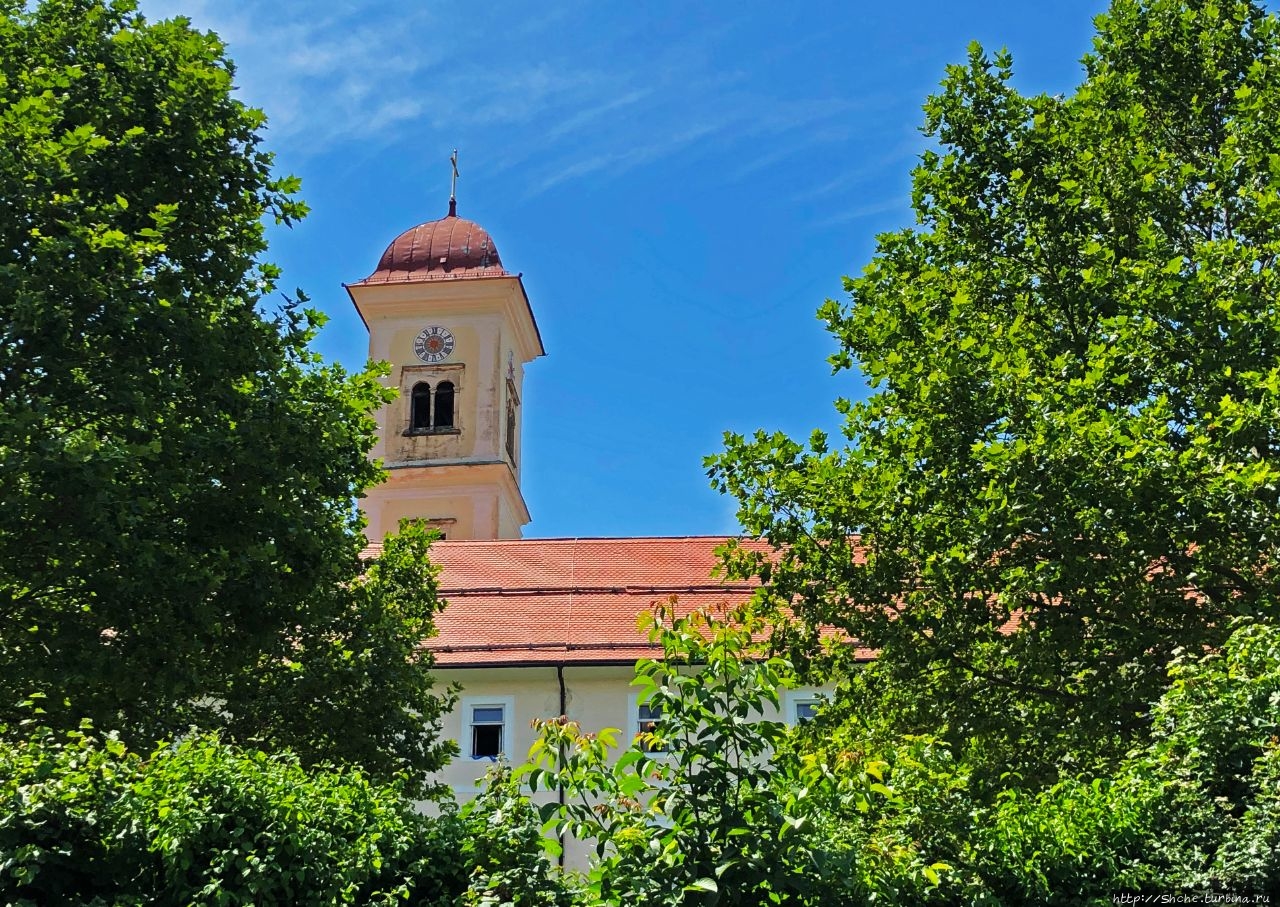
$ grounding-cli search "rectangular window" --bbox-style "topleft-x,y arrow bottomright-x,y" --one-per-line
786,691 -> 829,726
470,704 -> 505,759
638,702 -> 661,734
793,699 -> 821,723
636,701 -> 667,752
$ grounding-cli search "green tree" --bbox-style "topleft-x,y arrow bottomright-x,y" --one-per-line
523,602 -> 808,906
708,0 -> 1280,779
515,609 -> 1280,905
519,603 -> 968,906
456,765 -> 581,907
0,0 -> 452,784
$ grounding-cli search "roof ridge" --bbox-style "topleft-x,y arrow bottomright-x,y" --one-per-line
430,535 -> 742,546
438,583 -> 757,596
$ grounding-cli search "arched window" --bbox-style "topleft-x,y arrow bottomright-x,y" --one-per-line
410,382 -> 431,430
434,381 -> 455,428
506,399 -> 517,463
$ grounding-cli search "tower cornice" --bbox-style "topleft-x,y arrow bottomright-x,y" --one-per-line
346,274 -> 544,365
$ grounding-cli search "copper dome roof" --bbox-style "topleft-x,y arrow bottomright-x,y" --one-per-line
356,212 -> 511,285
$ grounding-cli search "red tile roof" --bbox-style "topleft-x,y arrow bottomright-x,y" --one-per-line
416,536 -> 772,667
360,535 -> 1019,668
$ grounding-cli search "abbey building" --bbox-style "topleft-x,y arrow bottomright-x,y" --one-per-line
347,203 -> 828,841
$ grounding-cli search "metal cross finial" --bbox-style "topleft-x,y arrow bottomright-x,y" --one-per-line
448,149 -> 459,216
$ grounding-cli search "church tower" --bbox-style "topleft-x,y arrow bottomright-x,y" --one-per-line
346,200 -> 544,541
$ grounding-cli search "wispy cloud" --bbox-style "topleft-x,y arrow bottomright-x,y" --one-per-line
543,89 -> 653,143
135,0 -> 902,201
139,0 -> 446,147
790,140 -> 921,202
529,116 -> 739,196
815,196 -> 912,228
724,128 -> 850,183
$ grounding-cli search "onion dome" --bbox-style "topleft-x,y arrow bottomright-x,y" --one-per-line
356,206 -> 511,285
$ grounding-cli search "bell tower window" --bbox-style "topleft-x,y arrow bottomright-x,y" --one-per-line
400,364 -> 463,439
410,382 -> 432,431
434,381 -> 455,428
505,378 -> 520,466
505,400 -> 517,463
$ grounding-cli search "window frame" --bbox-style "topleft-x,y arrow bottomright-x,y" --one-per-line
629,692 -> 672,755
783,689 -> 829,727
400,364 -> 464,437
461,695 -> 514,761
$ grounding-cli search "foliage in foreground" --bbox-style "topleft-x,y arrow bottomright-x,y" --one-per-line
525,602 -> 838,906
4,611 -> 1274,907
707,0 -> 1280,779
0,724 -> 572,907
0,726 -> 459,905
0,0 -> 453,788
516,607 -> 1280,906
457,767 -> 582,907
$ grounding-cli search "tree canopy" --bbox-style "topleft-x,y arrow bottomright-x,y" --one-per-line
0,0 -> 452,785
708,0 -> 1280,777
524,610 -> 1280,903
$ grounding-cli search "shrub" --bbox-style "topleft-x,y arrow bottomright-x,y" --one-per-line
457,764 -> 580,907
0,722 -> 471,906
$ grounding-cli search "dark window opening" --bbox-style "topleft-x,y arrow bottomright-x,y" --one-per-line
637,703 -> 666,752
471,705 -> 503,759
410,382 -> 431,430
435,381 -> 455,428
506,400 -> 517,463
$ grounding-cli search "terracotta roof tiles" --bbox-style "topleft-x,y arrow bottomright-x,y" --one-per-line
355,536 -> 883,667
419,536 -> 776,667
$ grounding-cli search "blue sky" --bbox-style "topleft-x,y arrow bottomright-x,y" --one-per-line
140,0 -> 1109,538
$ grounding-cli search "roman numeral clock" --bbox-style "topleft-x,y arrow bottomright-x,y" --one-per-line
414,325 -> 454,363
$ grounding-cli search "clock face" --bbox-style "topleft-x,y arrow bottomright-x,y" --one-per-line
413,326 -> 455,363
